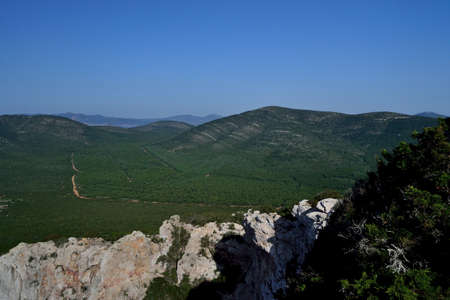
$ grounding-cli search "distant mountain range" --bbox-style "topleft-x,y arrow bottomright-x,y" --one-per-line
56,112 -> 222,127
415,112 -> 448,119
5,111 -> 443,127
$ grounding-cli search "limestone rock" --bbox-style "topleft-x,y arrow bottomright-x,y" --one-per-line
0,215 -> 243,300
223,198 -> 341,299
0,232 -> 162,300
177,222 -> 244,284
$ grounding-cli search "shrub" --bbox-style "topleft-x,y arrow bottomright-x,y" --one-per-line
284,118 -> 450,299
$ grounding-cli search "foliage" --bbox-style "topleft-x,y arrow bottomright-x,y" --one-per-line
144,276 -> 192,300
145,226 -> 194,299
341,269 -> 444,300
156,226 -> 190,283
286,118 -> 450,299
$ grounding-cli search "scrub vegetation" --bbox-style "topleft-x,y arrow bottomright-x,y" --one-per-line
285,118 -> 449,299
0,107 -> 437,255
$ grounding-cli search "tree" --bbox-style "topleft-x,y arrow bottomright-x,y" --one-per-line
286,118 -> 449,299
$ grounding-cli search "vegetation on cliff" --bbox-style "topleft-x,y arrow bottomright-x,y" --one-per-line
288,118 -> 449,299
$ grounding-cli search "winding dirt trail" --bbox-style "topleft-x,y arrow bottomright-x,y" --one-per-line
71,153 -> 89,199
72,175 -> 89,199
71,153 -> 80,172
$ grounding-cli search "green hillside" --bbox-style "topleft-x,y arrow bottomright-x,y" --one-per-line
0,108 -> 437,253
0,115 -> 214,254
150,106 -> 437,202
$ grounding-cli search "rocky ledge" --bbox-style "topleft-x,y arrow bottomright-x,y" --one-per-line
0,198 -> 339,300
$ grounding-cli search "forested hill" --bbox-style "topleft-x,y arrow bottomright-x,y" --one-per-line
0,115 -> 192,149
415,112 -> 448,118
161,106 -> 436,157
153,106 -> 437,195
57,112 -> 221,127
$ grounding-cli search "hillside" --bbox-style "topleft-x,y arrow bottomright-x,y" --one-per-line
415,111 -> 448,118
58,112 -> 222,127
131,120 -> 193,132
0,115 -> 90,147
0,114 -> 193,144
163,107 -> 430,153
0,115 -> 210,254
152,106 -> 436,198
0,114 -> 193,200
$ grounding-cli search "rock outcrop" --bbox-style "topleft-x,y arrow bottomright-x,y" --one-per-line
224,198 -> 340,299
0,198 -> 339,300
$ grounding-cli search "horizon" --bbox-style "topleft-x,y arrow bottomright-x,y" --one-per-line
2,1 -> 450,117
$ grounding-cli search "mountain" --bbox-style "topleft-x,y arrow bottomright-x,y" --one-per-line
415,111 -> 448,118
0,114 -> 89,144
0,115 -> 192,153
57,112 -> 222,127
152,106 -> 437,197
162,106 -> 425,152
130,120 -> 193,132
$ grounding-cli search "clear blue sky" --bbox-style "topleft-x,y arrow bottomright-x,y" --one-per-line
1,0 -> 449,118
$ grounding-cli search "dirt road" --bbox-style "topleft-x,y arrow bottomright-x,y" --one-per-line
72,175 -> 89,199
71,153 -> 80,172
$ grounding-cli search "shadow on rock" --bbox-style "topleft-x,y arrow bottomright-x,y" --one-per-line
186,235 -> 251,299
188,199 -> 339,300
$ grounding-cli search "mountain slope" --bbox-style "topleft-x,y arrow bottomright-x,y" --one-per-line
163,106 -> 431,153
0,114 -> 225,254
415,111 -> 448,118
58,112 -> 221,127
130,120 -> 193,132
0,115 -> 90,145
0,115 -> 193,150
151,106 -> 437,197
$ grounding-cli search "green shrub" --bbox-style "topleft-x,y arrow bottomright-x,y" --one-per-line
284,118 -> 450,299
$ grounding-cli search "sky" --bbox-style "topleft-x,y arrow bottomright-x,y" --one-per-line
1,0 -> 449,118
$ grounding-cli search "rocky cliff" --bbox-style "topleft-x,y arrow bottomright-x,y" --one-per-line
0,198 -> 339,300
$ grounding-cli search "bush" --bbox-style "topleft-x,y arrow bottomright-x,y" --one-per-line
285,118 -> 450,299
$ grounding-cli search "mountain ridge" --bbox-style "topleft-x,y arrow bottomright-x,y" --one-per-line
57,112 -> 222,127
415,111 -> 448,118
159,106 -> 432,153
